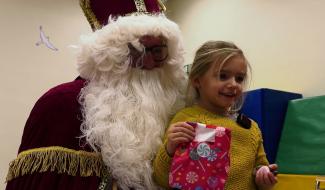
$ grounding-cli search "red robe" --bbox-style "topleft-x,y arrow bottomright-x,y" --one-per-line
5,77 -> 104,190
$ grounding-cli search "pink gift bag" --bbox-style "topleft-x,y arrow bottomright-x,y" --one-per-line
169,122 -> 231,190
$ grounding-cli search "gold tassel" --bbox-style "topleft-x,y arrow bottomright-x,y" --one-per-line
6,146 -> 106,182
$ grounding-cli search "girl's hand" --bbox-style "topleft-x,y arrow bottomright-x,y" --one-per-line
255,164 -> 278,190
166,122 -> 195,156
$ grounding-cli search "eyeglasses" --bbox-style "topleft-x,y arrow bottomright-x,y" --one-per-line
144,44 -> 168,62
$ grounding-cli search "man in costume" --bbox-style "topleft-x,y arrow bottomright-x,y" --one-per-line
5,0 -> 186,189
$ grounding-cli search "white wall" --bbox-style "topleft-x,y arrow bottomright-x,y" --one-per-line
0,0 -> 91,188
1,0 -> 325,189
166,0 -> 325,97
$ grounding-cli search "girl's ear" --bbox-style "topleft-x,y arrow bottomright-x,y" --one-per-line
192,78 -> 200,89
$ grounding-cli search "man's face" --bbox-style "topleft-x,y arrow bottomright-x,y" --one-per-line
129,35 -> 168,70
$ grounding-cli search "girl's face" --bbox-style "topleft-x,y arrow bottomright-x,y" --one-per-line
193,55 -> 247,115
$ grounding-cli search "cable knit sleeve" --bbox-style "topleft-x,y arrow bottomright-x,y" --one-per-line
252,122 -> 269,167
153,140 -> 172,189
153,109 -> 194,189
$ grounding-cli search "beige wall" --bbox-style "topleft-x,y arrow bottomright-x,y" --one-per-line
166,0 -> 325,97
0,0 -> 91,188
1,0 -> 325,189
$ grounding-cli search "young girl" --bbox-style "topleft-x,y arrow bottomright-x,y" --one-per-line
153,41 -> 278,190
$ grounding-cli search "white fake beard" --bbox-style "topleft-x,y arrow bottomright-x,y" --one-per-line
79,66 -> 185,189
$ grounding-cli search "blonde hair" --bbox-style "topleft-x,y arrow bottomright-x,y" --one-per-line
186,40 -> 252,113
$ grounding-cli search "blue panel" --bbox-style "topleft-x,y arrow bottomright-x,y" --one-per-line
240,88 -> 302,163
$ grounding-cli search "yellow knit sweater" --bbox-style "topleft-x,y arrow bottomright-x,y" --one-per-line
153,105 -> 269,190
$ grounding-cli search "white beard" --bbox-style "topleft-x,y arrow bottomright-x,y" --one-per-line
79,65 -> 185,189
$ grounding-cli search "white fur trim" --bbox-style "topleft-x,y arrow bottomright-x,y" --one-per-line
77,14 -> 184,81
